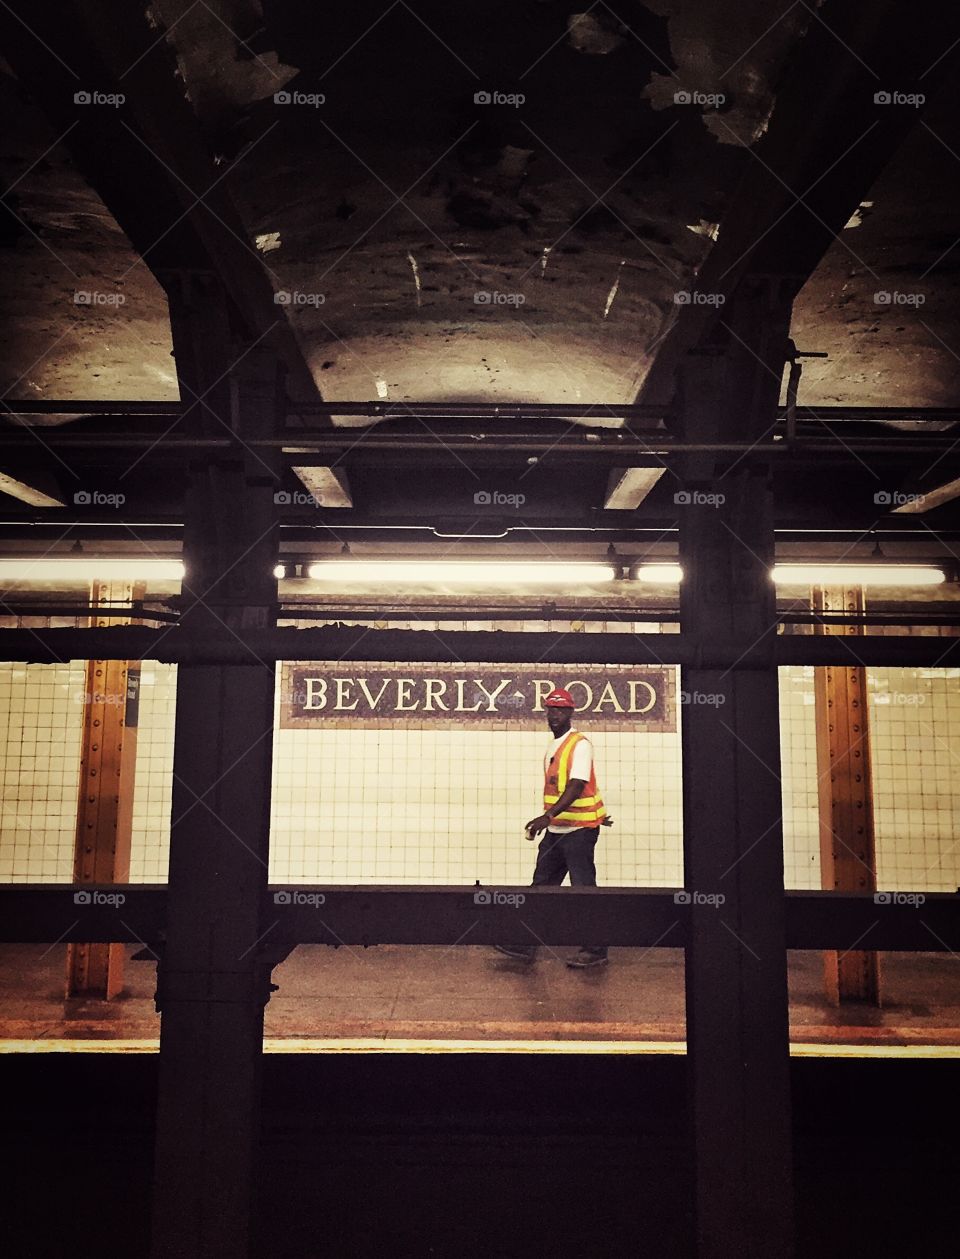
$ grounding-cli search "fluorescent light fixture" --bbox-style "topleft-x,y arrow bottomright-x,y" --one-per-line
633,563 -> 945,588
306,560 -> 616,585
0,558 -> 184,582
771,564 -> 944,587
633,564 -> 684,584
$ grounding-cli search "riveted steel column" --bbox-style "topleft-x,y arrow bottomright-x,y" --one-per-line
150,275 -> 282,1259
678,282 -> 794,1259
67,579 -> 144,998
813,585 -> 880,1004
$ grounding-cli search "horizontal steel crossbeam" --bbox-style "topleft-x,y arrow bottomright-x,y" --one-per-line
1,885 -> 955,952
0,626 -> 958,668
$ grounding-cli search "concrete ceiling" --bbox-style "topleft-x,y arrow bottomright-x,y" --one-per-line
0,0 -> 959,546
2,0 -> 957,414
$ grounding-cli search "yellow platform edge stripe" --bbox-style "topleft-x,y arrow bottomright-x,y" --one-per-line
1,1038 -> 959,1057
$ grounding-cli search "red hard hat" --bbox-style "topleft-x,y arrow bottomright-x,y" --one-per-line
544,687 -> 576,708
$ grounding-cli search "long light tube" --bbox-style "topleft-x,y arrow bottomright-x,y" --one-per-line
633,563 -> 945,587
306,560 -> 616,584
0,556 -> 943,590
771,564 -> 945,587
632,564 -> 684,584
0,558 -> 185,581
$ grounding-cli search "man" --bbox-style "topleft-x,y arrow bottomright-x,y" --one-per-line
495,687 -> 611,968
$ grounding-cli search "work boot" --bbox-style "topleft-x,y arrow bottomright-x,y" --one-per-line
566,948 -> 608,968
493,944 -> 536,961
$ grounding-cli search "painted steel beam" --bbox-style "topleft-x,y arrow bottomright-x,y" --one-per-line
148,324 -> 281,1259
676,290 -> 794,1259
66,579 -> 144,998
4,425 -> 960,458
1,627 -> 960,668
4,399 -> 960,423
813,587 -> 881,1004
1,886 -> 955,950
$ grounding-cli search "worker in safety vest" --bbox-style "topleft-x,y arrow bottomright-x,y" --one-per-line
495,687 -> 612,968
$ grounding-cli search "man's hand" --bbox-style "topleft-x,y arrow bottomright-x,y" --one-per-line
525,814 -> 552,839
601,815 -> 614,827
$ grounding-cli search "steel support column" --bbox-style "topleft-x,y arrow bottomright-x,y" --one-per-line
813,586 -> 880,1004
678,286 -> 794,1258
150,279 -> 281,1259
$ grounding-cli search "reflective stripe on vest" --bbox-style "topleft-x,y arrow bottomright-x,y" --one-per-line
543,731 -> 606,826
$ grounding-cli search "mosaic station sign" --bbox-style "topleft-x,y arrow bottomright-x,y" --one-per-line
279,664 -> 676,732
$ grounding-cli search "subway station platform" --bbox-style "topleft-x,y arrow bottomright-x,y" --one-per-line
2,944 -> 958,1055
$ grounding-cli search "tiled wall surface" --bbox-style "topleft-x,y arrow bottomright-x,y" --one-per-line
128,662 -> 177,883
1,660 -> 958,891
778,666 -> 822,889
270,724 -> 683,887
0,662 -> 86,882
869,667 -> 960,893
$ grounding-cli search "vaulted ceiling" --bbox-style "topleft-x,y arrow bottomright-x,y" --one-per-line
1,1 -> 960,535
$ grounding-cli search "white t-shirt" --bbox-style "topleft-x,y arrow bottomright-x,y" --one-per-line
544,729 -> 593,832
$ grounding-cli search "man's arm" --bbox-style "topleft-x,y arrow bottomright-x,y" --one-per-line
525,779 -> 587,838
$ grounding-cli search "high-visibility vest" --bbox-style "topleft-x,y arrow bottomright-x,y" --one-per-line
543,731 -> 606,827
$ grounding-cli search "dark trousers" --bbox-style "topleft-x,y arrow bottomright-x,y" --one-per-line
530,826 -> 606,956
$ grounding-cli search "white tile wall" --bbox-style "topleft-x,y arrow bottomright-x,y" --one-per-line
268,719 -> 683,886
0,662 -> 86,882
778,666 -> 822,889
776,663 -> 960,892
2,656 -> 958,892
128,662 -> 177,883
869,667 -> 960,893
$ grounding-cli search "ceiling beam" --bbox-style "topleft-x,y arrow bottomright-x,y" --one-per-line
287,465 -> 353,509
0,470 -> 64,508
893,477 -> 960,515
604,467 -> 668,511
5,400 -> 960,425
0,0 -> 322,408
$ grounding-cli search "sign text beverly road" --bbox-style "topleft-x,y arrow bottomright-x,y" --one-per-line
279,664 -> 676,731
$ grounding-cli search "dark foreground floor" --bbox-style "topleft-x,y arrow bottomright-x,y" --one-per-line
1,1055 -> 957,1259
